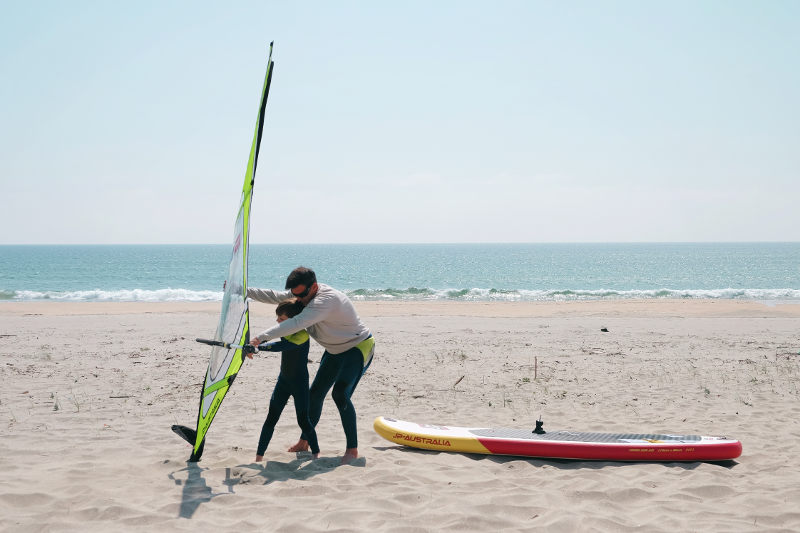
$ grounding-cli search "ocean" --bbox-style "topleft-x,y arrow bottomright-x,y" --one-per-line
1,243 -> 799,302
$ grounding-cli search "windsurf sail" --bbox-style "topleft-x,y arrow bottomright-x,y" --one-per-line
172,42 -> 275,462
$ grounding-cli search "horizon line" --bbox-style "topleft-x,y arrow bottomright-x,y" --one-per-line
2,241 -> 799,246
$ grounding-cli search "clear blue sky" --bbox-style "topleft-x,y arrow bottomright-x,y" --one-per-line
1,1 -> 798,244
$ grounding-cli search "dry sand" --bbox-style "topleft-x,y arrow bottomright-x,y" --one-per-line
2,300 -> 800,532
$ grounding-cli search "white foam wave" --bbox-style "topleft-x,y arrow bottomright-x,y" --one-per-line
13,288 -> 223,302
6,287 -> 800,303
348,287 -> 800,302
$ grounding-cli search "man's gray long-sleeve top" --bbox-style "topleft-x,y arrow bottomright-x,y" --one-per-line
247,283 -> 371,355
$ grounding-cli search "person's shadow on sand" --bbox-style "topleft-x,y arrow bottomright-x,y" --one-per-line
168,453 -> 365,518
241,452 -> 366,485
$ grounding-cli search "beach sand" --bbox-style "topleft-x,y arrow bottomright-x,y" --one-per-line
2,300 -> 800,531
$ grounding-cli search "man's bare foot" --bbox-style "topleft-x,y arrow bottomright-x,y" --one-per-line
340,448 -> 358,465
255,454 -> 264,462
287,439 -> 309,452
312,452 -> 320,459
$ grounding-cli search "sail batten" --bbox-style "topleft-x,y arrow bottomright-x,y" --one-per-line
174,43 -> 275,462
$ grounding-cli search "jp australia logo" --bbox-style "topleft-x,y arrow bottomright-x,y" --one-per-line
394,432 -> 451,447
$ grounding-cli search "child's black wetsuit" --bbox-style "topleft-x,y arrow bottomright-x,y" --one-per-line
256,330 -> 320,456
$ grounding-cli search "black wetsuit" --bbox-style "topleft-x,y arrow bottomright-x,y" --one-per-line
302,335 -> 374,449
256,330 -> 320,456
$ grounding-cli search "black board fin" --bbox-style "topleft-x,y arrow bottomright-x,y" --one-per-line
172,424 -> 197,445
172,425 -> 205,462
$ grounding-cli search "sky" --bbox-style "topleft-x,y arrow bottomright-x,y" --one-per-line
1,1 -> 798,244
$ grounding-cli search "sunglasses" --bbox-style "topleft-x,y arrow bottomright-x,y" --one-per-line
291,285 -> 312,299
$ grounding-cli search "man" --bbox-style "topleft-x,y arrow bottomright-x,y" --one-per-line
248,266 -> 375,464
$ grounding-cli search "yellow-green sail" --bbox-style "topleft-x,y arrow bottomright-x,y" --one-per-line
173,43 -> 274,462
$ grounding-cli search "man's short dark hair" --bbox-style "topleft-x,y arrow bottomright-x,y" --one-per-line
285,266 -> 316,290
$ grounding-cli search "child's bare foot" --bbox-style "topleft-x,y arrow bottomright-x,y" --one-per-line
312,452 -> 320,459
287,439 -> 309,452
340,448 -> 358,464
255,454 -> 264,462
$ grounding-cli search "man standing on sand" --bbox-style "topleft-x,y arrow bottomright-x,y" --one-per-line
248,266 -> 375,464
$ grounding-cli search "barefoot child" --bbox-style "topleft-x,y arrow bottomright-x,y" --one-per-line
248,299 -> 320,461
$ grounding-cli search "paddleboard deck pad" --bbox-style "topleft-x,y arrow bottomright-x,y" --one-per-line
374,417 -> 742,462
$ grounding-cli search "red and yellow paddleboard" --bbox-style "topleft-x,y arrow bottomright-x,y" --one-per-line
374,416 -> 742,462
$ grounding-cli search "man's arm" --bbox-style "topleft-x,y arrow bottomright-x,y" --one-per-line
252,303 -> 331,344
247,287 -> 292,304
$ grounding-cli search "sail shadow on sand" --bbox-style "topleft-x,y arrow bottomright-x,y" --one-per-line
167,462 -> 236,519
241,453 -> 365,486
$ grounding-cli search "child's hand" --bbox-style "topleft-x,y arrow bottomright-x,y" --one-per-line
246,353 -> 253,359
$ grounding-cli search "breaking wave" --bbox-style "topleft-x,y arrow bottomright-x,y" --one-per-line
3,287 -> 800,303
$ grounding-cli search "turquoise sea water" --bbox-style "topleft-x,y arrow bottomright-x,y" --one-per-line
1,243 -> 799,302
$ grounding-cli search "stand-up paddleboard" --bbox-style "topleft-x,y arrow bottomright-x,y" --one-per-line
374,417 -> 742,462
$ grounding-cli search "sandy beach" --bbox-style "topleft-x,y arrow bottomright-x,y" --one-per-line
2,299 -> 800,532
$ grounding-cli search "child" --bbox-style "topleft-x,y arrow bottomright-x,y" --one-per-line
248,298 -> 320,461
